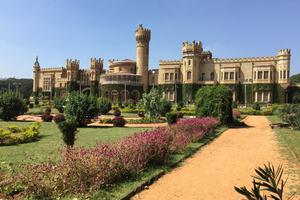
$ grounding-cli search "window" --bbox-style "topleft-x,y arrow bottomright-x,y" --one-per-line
169,91 -> 174,101
280,71 -> 282,79
270,71 -> 273,80
170,73 -> 174,81
254,71 -> 256,80
188,60 -> 191,66
263,71 -> 269,79
210,72 -> 214,80
224,72 -> 229,80
43,77 -> 51,91
257,92 -> 262,102
283,70 -> 286,79
187,71 -> 192,80
175,73 -> 178,80
230,72 -> 234,80
263,91 -> 269,102
165,73 -> 169,81
201,73 -> 205,81
258,71 -> 263,80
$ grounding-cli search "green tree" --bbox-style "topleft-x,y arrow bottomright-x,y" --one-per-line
64,92 -> 99,127
141,88 -> 169,118
97,97 -> 112,115
54,96 -> 66,113
0,92 -> 28,121
195,85 -> 233,124
292,91 -> 300,104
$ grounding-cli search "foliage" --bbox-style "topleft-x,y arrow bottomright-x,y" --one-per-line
64,92 -> 99,127
0,122 -> 41,145
1,117 -> 219,199
53,114 -> 65,124
235,163 -> 294,200
195,85 -> 233,124
176,111 -> 184,118
57,119 -> 78,146
98,97 -> 112,115
160,99 -> 172,117
292,91 -> 300,104
232,109 -> 241,119
112,116 -> 126,127
41,114 -> 53,122
113,108 -> 121,116
252,102 -> 261,111
281,104 -> 300,129
137,110 -> 145,117
290,73 -> 300,84
0,92 -> 28,121
141,88 -> 169,118
166,112 -> 177,124
54,96 -> 66,113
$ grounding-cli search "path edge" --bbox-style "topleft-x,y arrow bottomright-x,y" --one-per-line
120,126 -> 229,200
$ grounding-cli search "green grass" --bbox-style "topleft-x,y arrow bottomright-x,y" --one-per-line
267,115 -> 300,196
0,121 -> 149,164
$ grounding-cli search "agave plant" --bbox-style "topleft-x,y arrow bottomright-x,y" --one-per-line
234,163 -> 295,200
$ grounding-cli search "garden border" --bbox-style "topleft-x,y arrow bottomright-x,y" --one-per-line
119,126 -> 228,200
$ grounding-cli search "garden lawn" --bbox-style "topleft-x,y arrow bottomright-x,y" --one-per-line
0,121 -> 149,164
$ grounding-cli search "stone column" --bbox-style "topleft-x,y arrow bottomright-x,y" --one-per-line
255,92 -> 258,102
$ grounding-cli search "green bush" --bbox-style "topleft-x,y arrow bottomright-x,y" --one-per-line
112,116 -> 126,127
166,112 -> 178,124
252,102 -> 261,111
57,119 -> 77,146
98,97 -> 112,115
195,85 -> 233,124
127,117 -> 165,124
281,104 -> 300,130
160,99 -> 172,117
54,96 -> 66,113
64,92 -> 99,127
292,91 -> 300,104
0,92 -> 28,121
0,122 -> 41,145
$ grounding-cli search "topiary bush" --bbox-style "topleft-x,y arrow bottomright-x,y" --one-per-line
195,85 -> 233,125
166,112 -> 177,124
0,92 -> 28,121
41,114 -> 53,122
112,116 -> 126,127
64,92 -> 99,127
113,108 -> 121,116
98,97 -> 112,115
54,96 -> 66,113
54,114 -> 65,124
57,119 -> 77,146
252,102 -> 261,111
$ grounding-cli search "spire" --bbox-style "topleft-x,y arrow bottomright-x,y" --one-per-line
34,56 -> 40,68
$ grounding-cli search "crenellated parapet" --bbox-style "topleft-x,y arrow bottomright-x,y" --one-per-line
90,57 -> 103,69
159,60 -> 182,65
213,56 -> 277,63
40,67 -> 65,71
182,40 -> 203,56
278,48 -> 291,56
135,24 -> 151,44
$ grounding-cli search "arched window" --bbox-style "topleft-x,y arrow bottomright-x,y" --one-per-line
188,60 -> 191,66
187,71 -> 192,80
210,72 -> 214,80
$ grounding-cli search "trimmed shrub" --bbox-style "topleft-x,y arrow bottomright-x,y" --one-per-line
0,122 -> 41,145
54,96 -> 66,113
195,85 -> 233,124
53,114 -> 65,124
137,111 -> 145,118
232,109 -> 241,119
281,104 -> 300,129
176,111 -> 184,118
99,118 -> 113,124
0,92 -> 28,121
127,117 -> 165,124
98,97 -> 112,115
64,92 -> 99,127
113,108 -> 121,116
112,116 -> 126,127
166,112 -> 177,124
252,102 -> 261,111
57,119 -> 77,146
29,103 -> 34,109
160,99 -> 172,117
41,114 -> 53,122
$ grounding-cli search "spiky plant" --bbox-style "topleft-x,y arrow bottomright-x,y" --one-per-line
234,163 -> 295,200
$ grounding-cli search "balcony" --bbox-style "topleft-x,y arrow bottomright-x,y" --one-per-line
100,73 -> 142,86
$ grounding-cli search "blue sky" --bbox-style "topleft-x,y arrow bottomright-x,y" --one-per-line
0,0 -> 299,78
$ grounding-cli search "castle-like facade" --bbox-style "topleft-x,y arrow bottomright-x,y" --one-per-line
33,24 -> 291,104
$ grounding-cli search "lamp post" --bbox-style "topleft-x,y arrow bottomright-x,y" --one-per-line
151,70 -> 155,89
124,79 -> 127,104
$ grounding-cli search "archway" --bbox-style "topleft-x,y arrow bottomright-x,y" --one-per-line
120,90 -> 129,103
111,90 -> 119,103
82,87 -> 91,95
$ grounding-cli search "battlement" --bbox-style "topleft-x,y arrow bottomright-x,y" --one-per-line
182,40 -> 203,54
135,24 -> 151,42
40,67 -> 64,71
213,56 -> 277,63
90,57 -> 103,64
159,60 -> 182,65
278,48 -> 291,56
66,59 -> 80,65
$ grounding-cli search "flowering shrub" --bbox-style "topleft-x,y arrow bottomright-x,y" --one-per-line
1,117 -> 219,199
0,122 -> 41,145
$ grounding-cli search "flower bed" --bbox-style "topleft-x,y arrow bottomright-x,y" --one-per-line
0,117 -> 219,199
0,122 -> 41,146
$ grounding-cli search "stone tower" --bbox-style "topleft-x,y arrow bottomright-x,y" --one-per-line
135,24 -> 151,91
276,49 -> 291,84
66,59 -> 80,82
90,58 -> 103,96
33,56 -> 40,95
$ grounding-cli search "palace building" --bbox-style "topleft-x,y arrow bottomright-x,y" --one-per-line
33,24 -> 292,104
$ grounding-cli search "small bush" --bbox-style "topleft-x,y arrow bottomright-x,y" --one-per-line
292,91 -> 300,104
112,116 -> 126,127
113,108 -> 121,116
252,102 -> 261,111
29,103 -> 34,109
57,119 -> 77,146
176,111 -> 184,118
53,114 -> 65,124
281,104 -> 300,129
137,111 -> 145,118
41,114 -> 53,122
98,97 -> 112,115
54,96 -> 66,113
44,107 -> 51,115
99,118 -> 113,124
0,92 -> 28,121
160,99 -> 172,117
127,117 -> 165,124
166,112 -> 177,124
232,109 -> 241,119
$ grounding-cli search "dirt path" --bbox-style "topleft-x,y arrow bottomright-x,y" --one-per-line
132,116 -> 296,200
